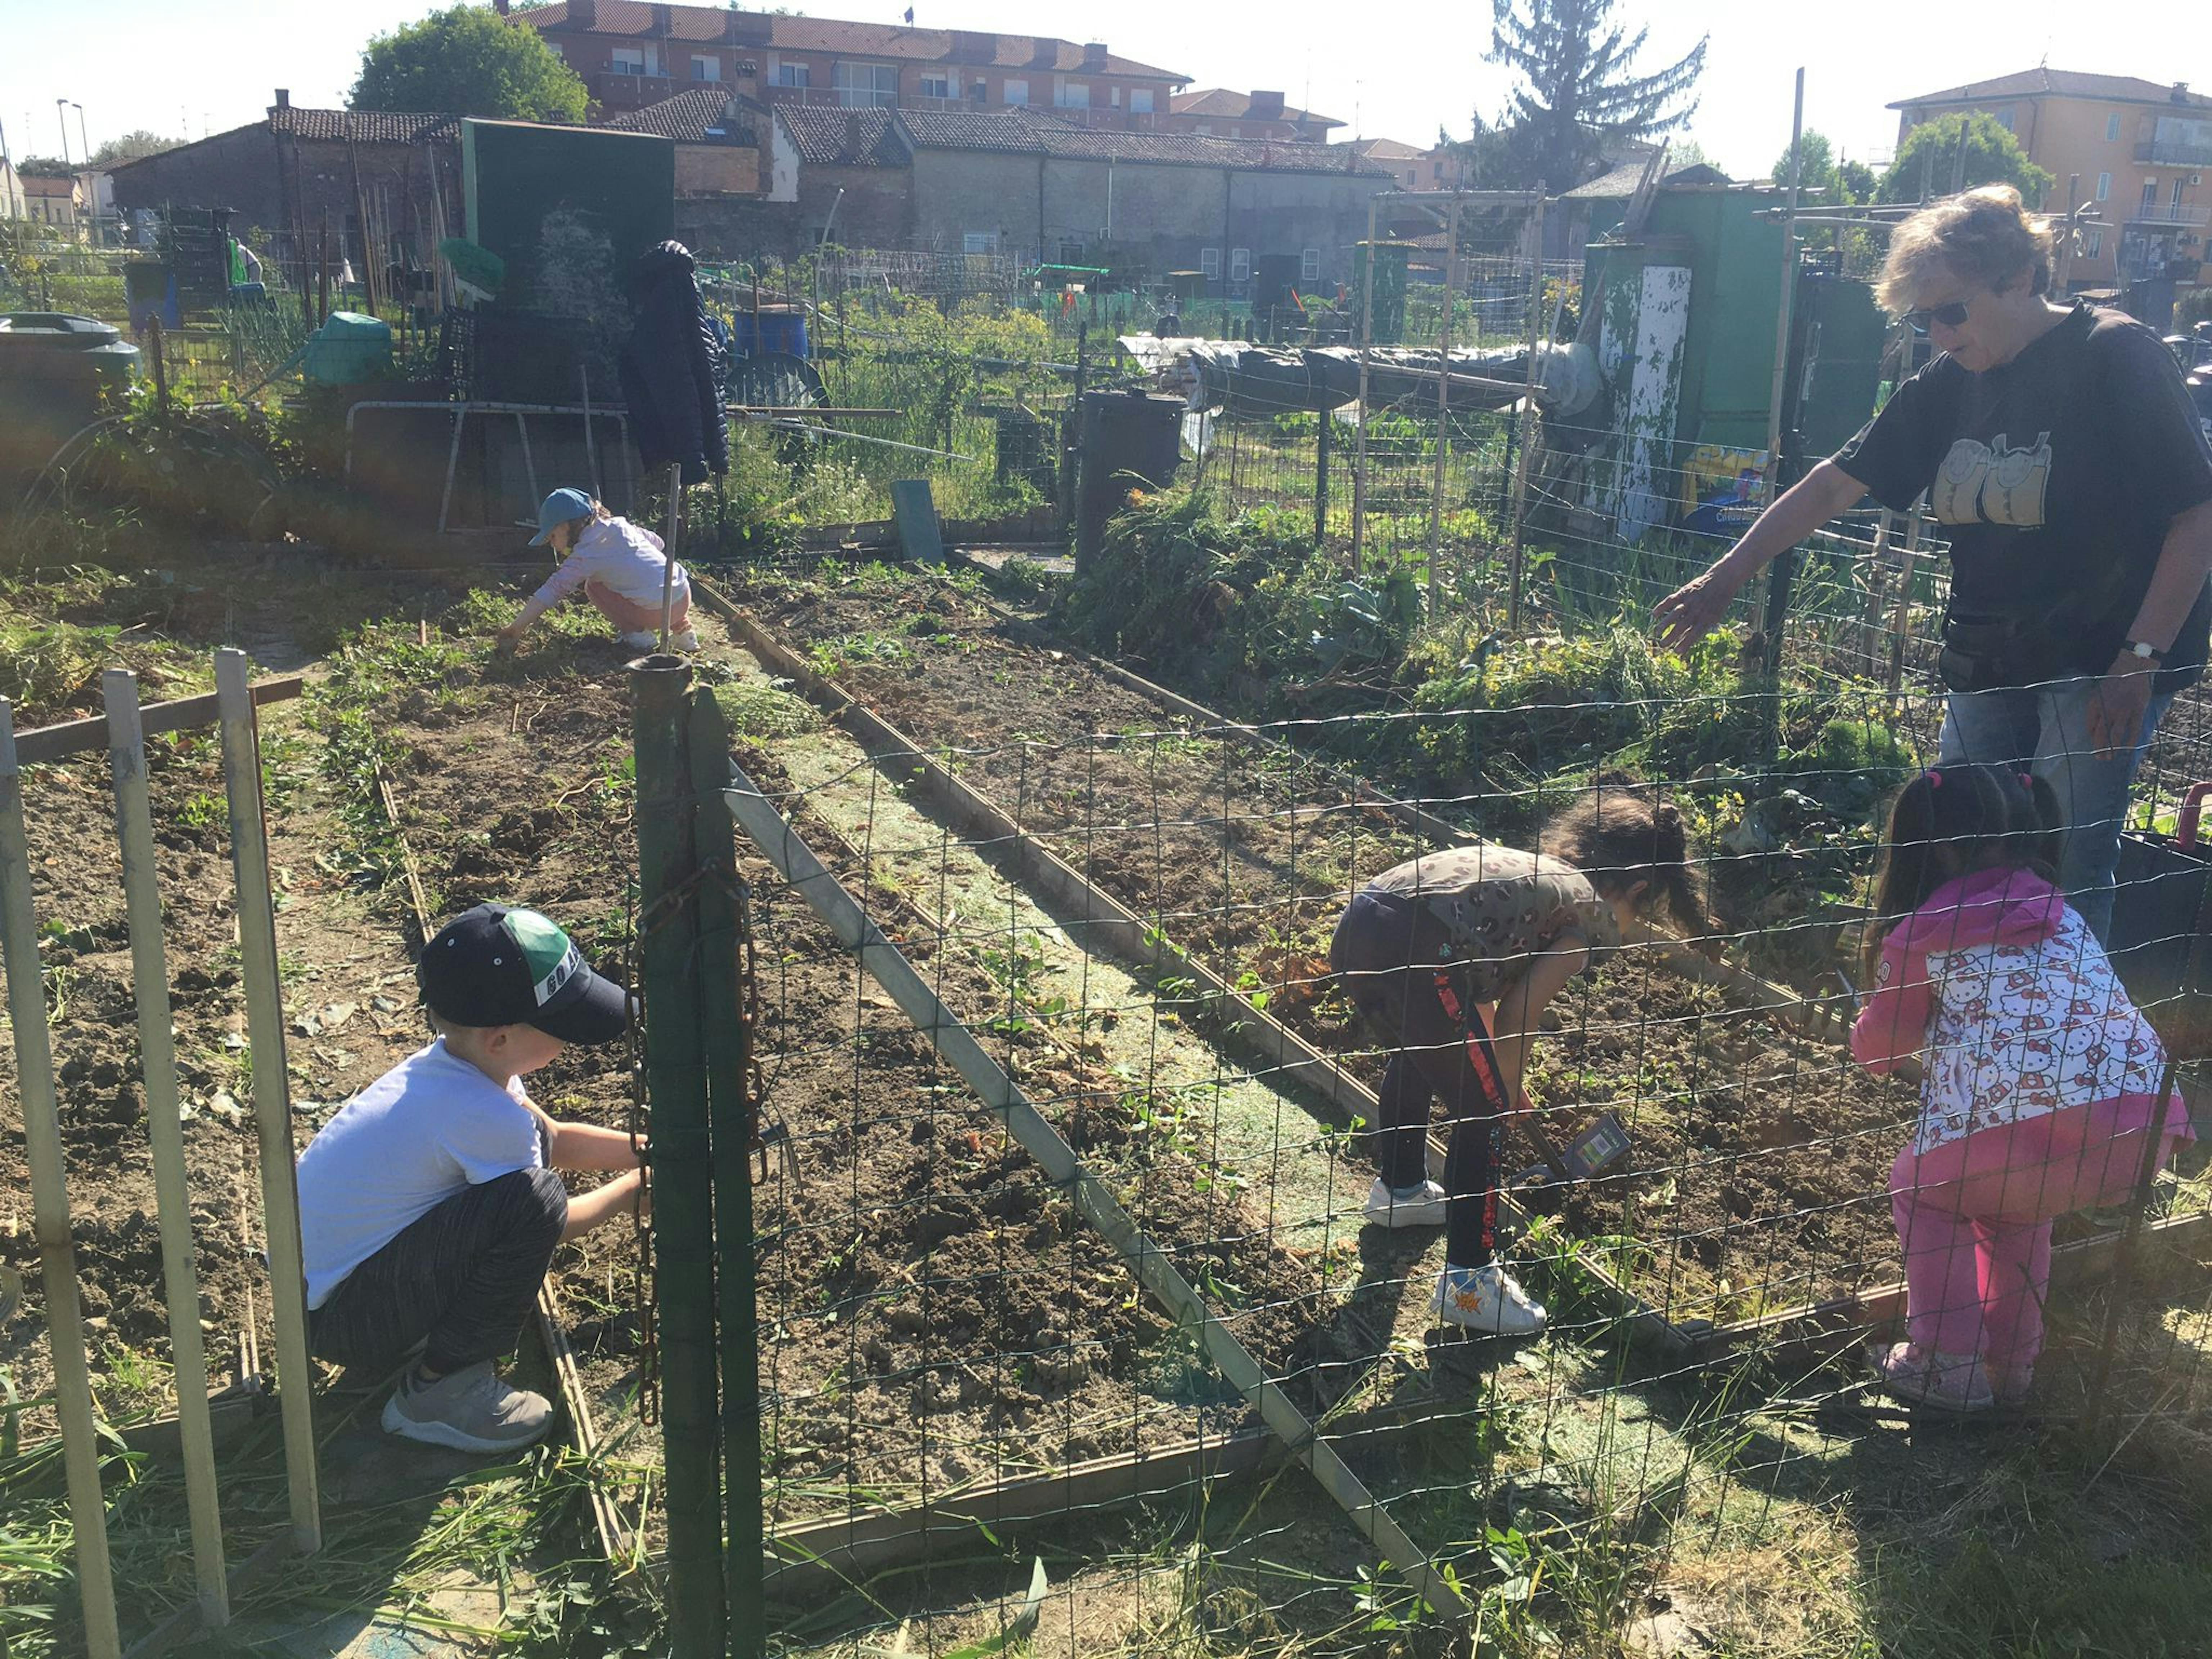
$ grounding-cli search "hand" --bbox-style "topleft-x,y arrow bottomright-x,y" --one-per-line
1653,564 -> 1745,653
2083,652 -> 2157,759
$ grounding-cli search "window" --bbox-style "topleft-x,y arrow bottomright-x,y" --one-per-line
775,60 -> 810,89
1229,247 -> 1251,284
1200,247 -> 1221,280
1195,122 -> 1213,135
920,70 -> 952,99
692,55 -> 720,83
2086,227 -> 2103,258
2143,177 -> 2160,215
2176,177 -> 2189,214
1991,107 -> 2014,132
2095,171 -> 2111,201
611,47 -> 647,76
1301,247 -> 1321,282
1003,78 -> 1028,106
1058,238 -> 1086,263
963,231 -> 999,255
1111,86 -> 1121,108
834,61 -> 897,107
2107,113 -> 2123,143
1130,88 -> 1153,114
1056,79 -> 1090,110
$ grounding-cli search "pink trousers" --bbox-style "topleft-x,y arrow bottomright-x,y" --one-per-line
1891,1095 -> 2189,1372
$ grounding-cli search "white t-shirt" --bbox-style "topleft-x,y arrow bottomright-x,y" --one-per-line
528,517 -> 688,612
297,1038 -> 544,1309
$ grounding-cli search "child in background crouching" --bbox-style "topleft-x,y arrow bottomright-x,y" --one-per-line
499,487 -> 696,654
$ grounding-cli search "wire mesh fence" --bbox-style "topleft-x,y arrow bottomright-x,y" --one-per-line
702,565 -> 2212,1652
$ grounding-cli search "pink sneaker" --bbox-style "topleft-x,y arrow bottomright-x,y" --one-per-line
1869,1342 -> 1993,1412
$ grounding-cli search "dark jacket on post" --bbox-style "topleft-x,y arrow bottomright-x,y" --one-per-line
618,241 -> 728,485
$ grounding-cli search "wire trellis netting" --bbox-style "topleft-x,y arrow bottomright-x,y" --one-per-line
687,540 -> 2212,1650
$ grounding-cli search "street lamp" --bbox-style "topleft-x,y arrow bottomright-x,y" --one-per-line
55,98 -> 70,167
73,103 -> 89,170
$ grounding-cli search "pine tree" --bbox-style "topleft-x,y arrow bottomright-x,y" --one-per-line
1485,0 -> 1707,190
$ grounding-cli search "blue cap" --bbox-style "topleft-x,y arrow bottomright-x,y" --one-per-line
530,487 -> 596,546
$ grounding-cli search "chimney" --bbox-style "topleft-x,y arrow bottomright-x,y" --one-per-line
273,88 -> 291,110
571,0 -> 597,27
652,4 -> 671,35
1081,41 -> 1108,70
950,29 -> 994,64
1249,90 -> 1285,121
727,11 -> 771,44
491,0 -> 508,13
2175,81 -> 2193,103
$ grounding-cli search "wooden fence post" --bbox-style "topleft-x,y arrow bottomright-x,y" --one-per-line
632,657 -> 726,1658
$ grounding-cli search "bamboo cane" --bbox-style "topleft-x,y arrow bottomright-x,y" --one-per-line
0,701 -> 122,1659
213,650 -> 319,1552
103,669 -> 229,1626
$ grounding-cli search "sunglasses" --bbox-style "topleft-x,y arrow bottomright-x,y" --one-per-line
1903,299 -> 1971,335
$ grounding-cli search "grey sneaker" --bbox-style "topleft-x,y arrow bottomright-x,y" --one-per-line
669,628 -> 700,652
617,629 -> 659,652
381,1361 -> 554,1452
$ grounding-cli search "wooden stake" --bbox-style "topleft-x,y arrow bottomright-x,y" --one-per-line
0,702 -> 122,1659
1505,185 -> 1546,633
1351,192 -> 1377,574
215,650 -> 320,1553
104,669 -> 229,1627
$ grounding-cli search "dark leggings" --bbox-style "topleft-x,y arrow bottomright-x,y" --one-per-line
1330,888 -> 1509,1268
309,1166 -> 568,1376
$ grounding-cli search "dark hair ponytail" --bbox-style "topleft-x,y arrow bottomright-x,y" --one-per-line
1540,782 -> 1711,938
1862,763 -> 2047,983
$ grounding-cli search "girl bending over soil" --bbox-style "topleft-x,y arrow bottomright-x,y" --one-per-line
1329,787 -> 1707,1335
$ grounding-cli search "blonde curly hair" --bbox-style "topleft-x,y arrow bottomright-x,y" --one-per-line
1875,184 -> 2054,315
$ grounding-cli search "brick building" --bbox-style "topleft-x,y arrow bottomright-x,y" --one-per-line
502,0 -> 1187,129
603,86 -> 764,195
106,96 -> 462,261
1162,90 -> 1341,143
1890,69 -> 2211,287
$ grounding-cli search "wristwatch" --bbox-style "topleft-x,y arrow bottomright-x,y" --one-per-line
2125,640 -> 2166,664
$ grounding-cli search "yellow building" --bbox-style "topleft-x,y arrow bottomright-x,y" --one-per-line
1890,69 -> 2211,290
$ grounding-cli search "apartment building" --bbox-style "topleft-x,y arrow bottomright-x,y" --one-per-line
1162,90 -> 1341,143
502,0 -> 1187,130
1890,69 -> 2212,287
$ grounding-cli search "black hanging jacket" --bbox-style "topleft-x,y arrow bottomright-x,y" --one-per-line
618,240 -> 728,484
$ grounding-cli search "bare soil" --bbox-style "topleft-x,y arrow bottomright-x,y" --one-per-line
735,570 -> 1927,1324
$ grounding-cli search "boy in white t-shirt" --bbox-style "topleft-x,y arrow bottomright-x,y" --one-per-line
298,904 -> 644,1453
495,487 -> 697,654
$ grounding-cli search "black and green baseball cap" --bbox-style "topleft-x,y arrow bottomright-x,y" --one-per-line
418,904 -> 629,1043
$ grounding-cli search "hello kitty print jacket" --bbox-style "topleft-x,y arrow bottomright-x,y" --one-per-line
1849,867 -> 2171,1156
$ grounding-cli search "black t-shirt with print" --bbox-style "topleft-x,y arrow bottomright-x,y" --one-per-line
1834,303 -> 2212,689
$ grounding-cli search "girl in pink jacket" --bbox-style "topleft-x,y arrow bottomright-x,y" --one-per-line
1851,764 -> 2191,1411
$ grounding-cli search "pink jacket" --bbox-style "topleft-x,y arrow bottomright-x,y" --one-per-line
1851,867 -> 2182,1155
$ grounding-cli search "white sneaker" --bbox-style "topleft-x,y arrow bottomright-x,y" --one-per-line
1431,1262 -> 1547,1336
380,1360 -> 554,1452
1361,1176 -> 1450,1229
617,629 -> 659,651
670,629 -> 700,652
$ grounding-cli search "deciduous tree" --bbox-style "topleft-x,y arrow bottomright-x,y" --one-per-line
352,5 -> 588,123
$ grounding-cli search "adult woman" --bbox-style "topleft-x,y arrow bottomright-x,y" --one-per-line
1654,186 -> 2212,941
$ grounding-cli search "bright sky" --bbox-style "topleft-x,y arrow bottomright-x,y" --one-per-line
6,0 -> 2211,180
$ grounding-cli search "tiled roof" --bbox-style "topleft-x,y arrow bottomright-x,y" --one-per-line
269,107 -> 464,144
602,87 -> 755,143
894,108 -> 1390,174
1349,137 -> 1426,161
23,175 -> 80,196
1891,68 -> 2212,111
777,105 -> 907,167
517,3 -> 1186,81
1169,89 -> 1341,128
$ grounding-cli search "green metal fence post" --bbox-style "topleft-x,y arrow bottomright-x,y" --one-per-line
632,656 -> 726,1658
685,686 -> 764,1655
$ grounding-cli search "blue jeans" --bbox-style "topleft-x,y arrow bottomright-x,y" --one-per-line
1936,678 -> 2176,943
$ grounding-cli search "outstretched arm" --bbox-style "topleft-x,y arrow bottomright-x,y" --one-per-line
1490,934 -> 1591,1101
1653,461 -> 1869,651
1849,932 -> 1935,1073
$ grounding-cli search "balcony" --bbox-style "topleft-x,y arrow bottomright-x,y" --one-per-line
2124,201 -> 2210,229
759,84 -> 1164,130
592,71 -> 673,109
2135,140 -> 2212,167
